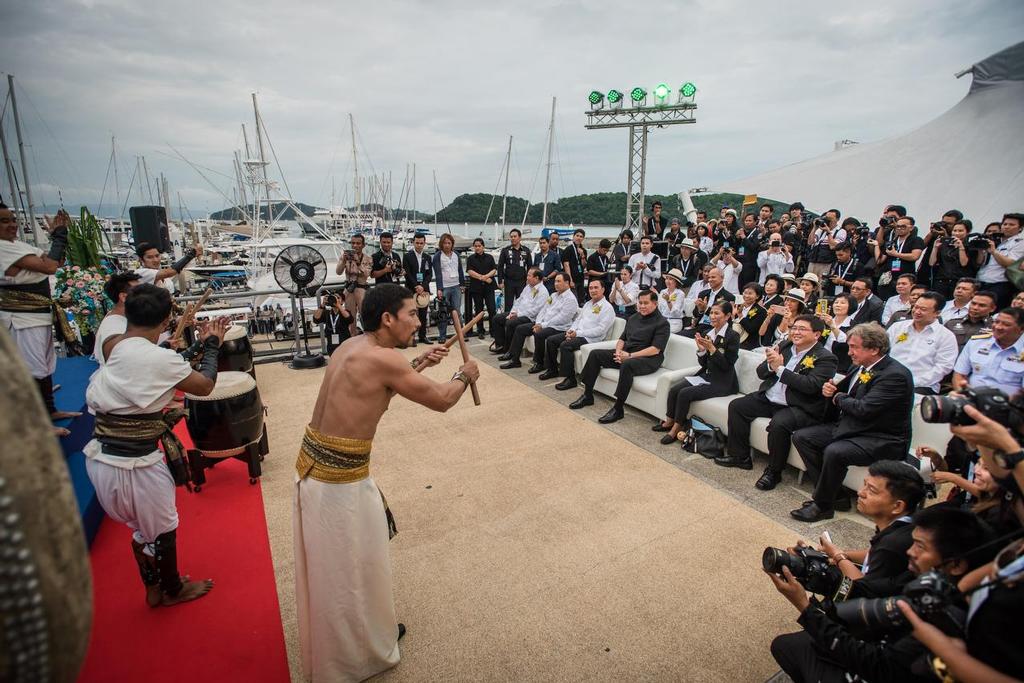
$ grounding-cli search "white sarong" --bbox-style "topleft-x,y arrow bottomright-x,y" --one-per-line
293,475 -> 400,682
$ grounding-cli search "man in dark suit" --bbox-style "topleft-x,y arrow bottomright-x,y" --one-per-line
848,276 -> 884,325
682,266 -> 736,336
570,290 -> 670,424
714,315 -> 838,489
497,228 -> 531,312
402,233 -> 433,343
790,322 -> 915,522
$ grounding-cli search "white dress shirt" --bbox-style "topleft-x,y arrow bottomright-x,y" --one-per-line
627,251 -> 661,289
571,297 -> 616,342
534,288 -> 579,331
977,233 -> 1024,283
438,251 -> 460,289
756,250 -> 794,284
511,282 -> 548,320
609,280 -> 640,310
882,295 -> 912,326
887,319 -> 960,392
715,260 -> 743,296
765,344 -> 812,405
940,299 -> 970,323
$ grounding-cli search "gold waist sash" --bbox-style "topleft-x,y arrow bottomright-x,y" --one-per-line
0,288 -> 76,341
296,425 -> 396,538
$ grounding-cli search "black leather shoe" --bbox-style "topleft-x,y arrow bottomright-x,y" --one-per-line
790,503 -> 834,523
527,364 -> 544,374
488,342 -> 502,354
715,455 -> 753,470
659,434 -> 677,445
398,623 -> 406,641
538,370 -> 559,381
569,394 -> 594,409
497,353 -> 513,361
500,360 -> 522,369
598,406 -> 624,424
555,378 -> 577,391
652,422 -> 671,432
754,469 -> 781,490
834,495 -> 852,512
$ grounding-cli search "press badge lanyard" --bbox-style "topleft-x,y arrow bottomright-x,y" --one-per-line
329,313 -> 341,345
891,237 -> 907,271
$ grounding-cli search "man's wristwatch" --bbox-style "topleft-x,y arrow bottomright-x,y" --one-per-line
994,449 -> 1024,470
451,370 -> 470,388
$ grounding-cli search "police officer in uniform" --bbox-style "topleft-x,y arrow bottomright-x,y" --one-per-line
945,292 -> 997,350
497,228 -> 531,312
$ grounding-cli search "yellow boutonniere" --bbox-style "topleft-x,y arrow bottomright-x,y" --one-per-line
669,294 -> 677,302
821,328 -> 830,338
546,296 -> 553,304
748,308 -> 757,318
532,289 -> 539,297
896,332 -> 909,344
1018,351 -> 1024,363
800,356 -> 816,370
859,370 -> 873,384
592,305 -> 601,314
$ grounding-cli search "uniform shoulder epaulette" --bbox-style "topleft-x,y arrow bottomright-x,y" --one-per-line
970,333 -> 993,340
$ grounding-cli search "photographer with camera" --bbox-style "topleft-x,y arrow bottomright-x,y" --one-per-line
928,218 -> 979,298
336,233 -> 373,336
805,209 -> 847,278
756,235 -> 794,284
313,290 -> 352,356
917,210 -> 963,286
711,243 -> 743,296
370,232 -> 403,285
768,505 -> 992,683
876,217 -> 925,300
976,213 -> 1024,308
823,242 -> 863,297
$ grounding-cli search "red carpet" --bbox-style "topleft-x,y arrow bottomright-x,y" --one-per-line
78,423 -> 291,683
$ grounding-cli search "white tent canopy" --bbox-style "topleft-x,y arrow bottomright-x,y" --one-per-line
717,41 -> 1024,227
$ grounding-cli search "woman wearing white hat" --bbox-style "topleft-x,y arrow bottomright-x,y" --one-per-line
798,272 -> 821,313
656,269 -> 687,333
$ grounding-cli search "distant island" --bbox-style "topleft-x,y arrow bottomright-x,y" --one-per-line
206,192 -> 787,226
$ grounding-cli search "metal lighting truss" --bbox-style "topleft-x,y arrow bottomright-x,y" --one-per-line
585,102 -> 697,230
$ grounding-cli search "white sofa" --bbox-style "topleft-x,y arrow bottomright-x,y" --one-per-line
576,334 -> 701,418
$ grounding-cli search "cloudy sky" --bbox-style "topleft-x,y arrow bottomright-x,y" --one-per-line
1,0 -> 1021,218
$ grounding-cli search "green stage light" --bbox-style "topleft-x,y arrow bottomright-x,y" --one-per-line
607,89 -> 624,104
654,83 -> 670,101
680,82 -> 696,98
588,90 -> 604,105
630,87 -> 647,102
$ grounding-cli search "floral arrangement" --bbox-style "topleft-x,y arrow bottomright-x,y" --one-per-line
54,264 -> 112,337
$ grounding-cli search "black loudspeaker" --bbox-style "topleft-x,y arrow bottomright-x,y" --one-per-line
129,205 -> 171,253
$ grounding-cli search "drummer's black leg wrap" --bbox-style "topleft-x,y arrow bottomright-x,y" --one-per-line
197,337 -> 221,381
131,540 -> 159,586
170,248 -> 196,274
154,530 -> 184,597
36,376 -> 57,414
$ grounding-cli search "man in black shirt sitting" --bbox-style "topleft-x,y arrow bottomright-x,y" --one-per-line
569,290 -> 670,424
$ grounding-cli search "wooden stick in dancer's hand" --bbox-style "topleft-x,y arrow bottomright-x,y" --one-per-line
413,311 -> 485,372
449,309 -> 481,406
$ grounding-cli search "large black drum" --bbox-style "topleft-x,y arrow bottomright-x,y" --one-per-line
218,324 -> 254,373
185,371 -> 265,458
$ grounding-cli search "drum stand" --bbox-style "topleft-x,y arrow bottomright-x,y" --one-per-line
187,425 -> 270,492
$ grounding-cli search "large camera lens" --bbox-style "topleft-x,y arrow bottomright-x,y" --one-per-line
919,395 -> 966,424
834,596 -> 905,632
762,547 -> 805,576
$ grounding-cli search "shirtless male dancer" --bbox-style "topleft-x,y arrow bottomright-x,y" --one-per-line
86,283 -> 228,607
293,283 -> 480,682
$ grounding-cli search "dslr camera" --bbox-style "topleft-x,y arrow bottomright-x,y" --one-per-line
834,570 -> 966,637
879,215 -> 897,229
967,233 -> 1000,250
763,545 -> 842,597
920,387 -> 1011,427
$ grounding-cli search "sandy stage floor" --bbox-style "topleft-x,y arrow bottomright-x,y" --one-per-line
255,349 -> 806,682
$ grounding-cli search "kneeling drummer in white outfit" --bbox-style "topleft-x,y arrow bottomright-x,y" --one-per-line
85,283 -> 228,607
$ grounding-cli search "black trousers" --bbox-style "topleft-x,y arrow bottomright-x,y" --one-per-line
792,424 -> 903,508
727,393 -> 818,472
771,631 -> 847,683
503,281 -> 526,312
545,333 -> 587,377
580,349 -> 661,404
571,281 -> 586,305
467,289 -> 496,335
665,378 -> 731,424
527,327 -> 564,366
491,313 -> 532,350
505,321 -> 540,360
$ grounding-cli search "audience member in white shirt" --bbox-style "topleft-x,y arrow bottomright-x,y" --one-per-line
881,273 -> 917,326
939,278 -> 978,323
886,292 -> 959,394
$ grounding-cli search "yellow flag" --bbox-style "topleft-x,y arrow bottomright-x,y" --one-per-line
742,194 -> 758,206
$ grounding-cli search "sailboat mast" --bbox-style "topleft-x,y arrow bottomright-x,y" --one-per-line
350,114 -> 360,215
541,97 -> 556,231
8,75 -> 39,245
501,135 -> 512,226
0,116 -> 21,238
432,170 -> 437,229
111,136 -> 121,211
252,93 -> 272,239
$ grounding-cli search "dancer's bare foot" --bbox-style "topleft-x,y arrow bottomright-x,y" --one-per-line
50,410 -> 82,421
53,426 -> 71,437
161,578 -> 214,606
146,575 -> 190,608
